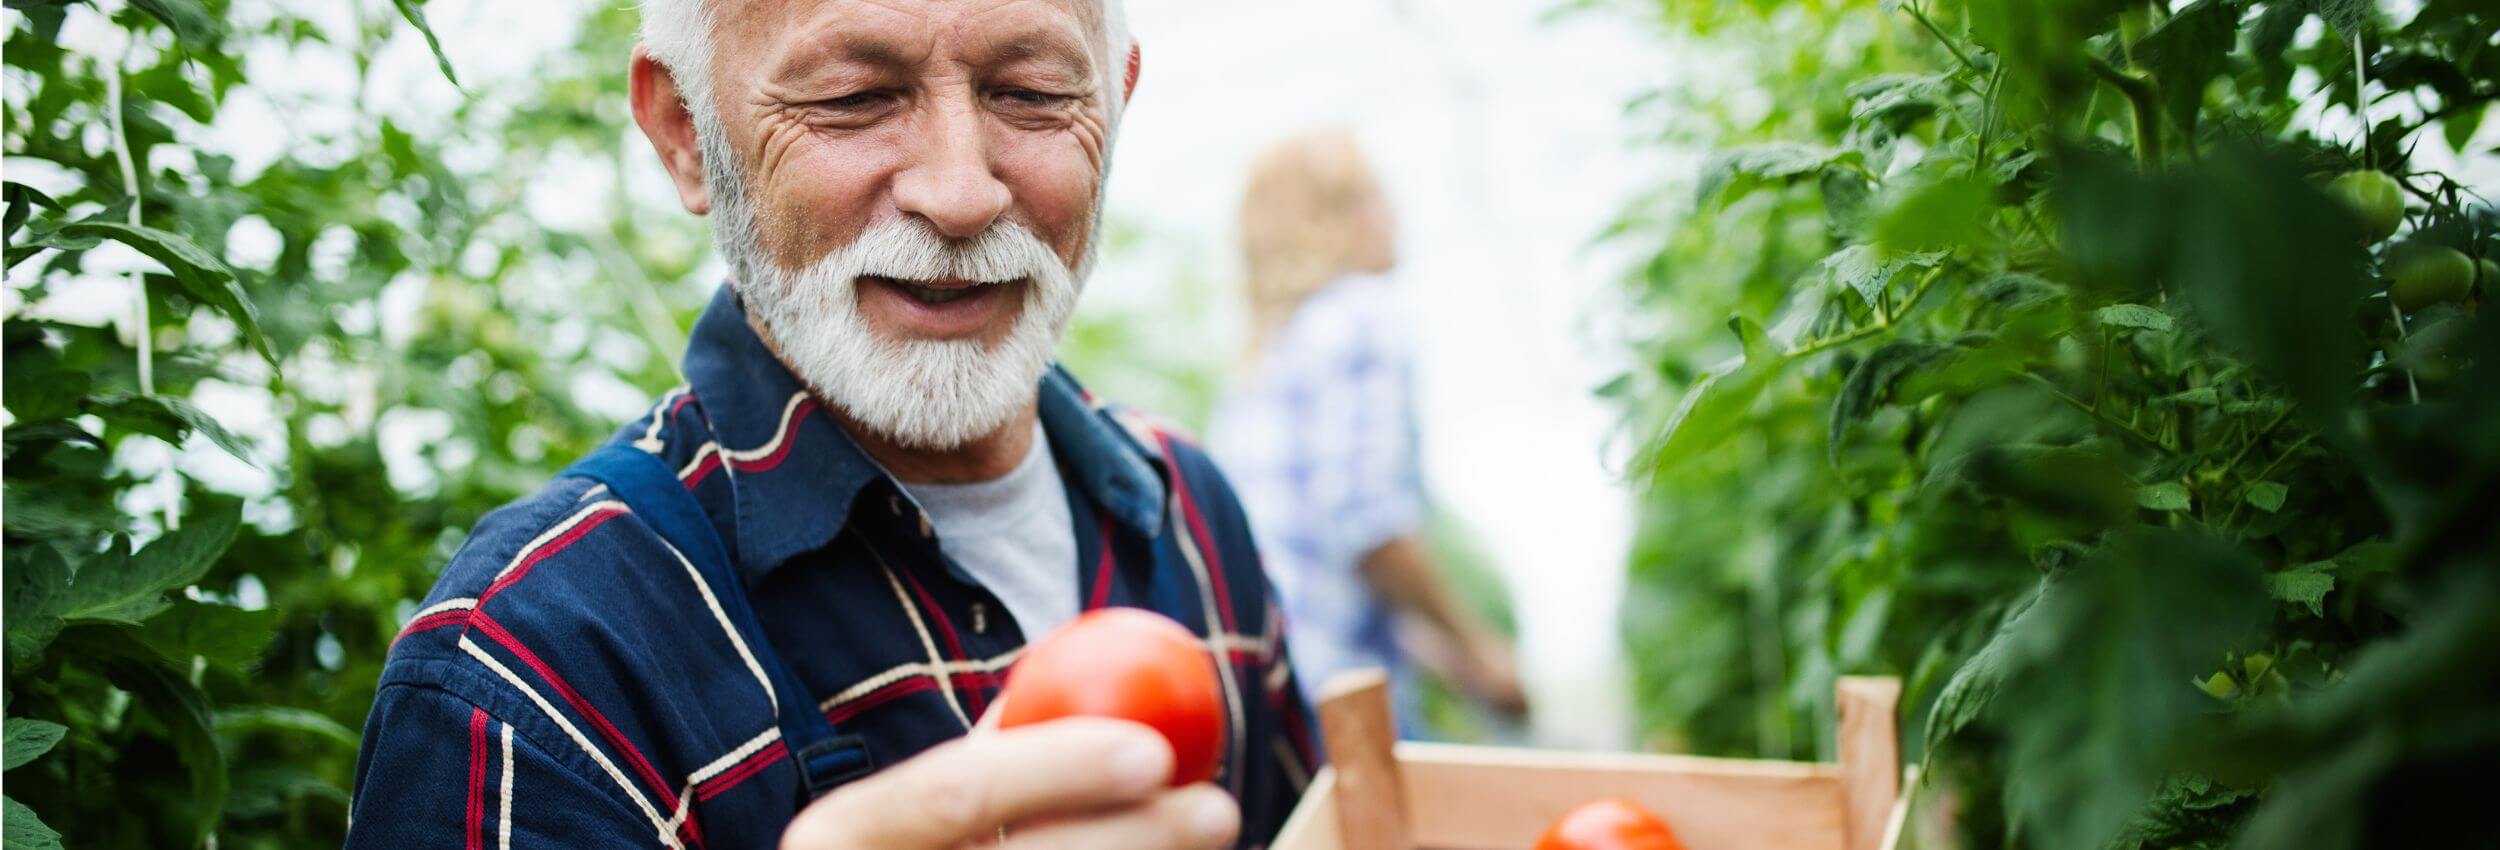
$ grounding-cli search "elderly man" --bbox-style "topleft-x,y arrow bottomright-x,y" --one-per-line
343,0 -> 1315,847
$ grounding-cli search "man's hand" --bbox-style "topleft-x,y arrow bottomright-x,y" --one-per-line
778,717 -> 1240,850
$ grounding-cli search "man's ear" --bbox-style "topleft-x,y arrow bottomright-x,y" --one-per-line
1123,41 -> 1141,103
630,45 -> 712,216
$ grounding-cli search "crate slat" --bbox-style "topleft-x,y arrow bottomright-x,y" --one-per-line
1397,743 -> 1847,850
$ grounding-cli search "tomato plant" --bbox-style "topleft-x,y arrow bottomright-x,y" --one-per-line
1533,799 -> 1689,850
997,607 -> 1227,787
1597,1 -> 2498,849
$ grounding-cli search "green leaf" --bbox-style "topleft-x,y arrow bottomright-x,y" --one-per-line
2094,303 -> 2175,333
58,501 -> 241,625
2243,481 -> 2288,513
2137,481 -> 2192,512
1831,341 -> 1945,466
1926,610 -> 2019,760
1874,171 -> 1993,253
392,0 -> 465,91
86,393 -> 255,464
142,599 -> 275,670
1991,530 -> 2268,850
2155,387 -> 2220,407
2,719 -> 66,771
3,546 -> 71,665
1698,144 -> 1859,209
2442,101 -> 2485,156
54,221 -> 274,365
0,488 -> 119,538
2268,565 -> 2335,617
215,706 -> 358,748
128,0 -> 223,48
2132,0 -> 2235,132
3,796 -> 61,850
1647,317 -> 1791,474
1822,245 -> 1944,310
2304,0 -> 2369,37
51,625 -> 225,844
3,182 -> 61,242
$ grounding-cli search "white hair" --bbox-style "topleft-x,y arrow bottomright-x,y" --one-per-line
638,0 -> 1132,129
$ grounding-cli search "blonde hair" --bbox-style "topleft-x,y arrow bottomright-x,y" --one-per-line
1238,129 -> 1381,349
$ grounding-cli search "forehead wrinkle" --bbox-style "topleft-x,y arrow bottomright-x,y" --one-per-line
759,0 -> 935,85
954,0 -> 1098,76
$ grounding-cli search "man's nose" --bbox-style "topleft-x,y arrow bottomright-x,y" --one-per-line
891,100 -> 1011,239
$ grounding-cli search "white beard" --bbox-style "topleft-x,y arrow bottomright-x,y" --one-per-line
713,208 -> 1084,451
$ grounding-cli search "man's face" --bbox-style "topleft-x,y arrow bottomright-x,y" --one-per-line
709,0 -> 1112,351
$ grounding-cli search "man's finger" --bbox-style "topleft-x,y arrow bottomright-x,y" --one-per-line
782,717 -> 1173,849
1001,784 -> 1239,850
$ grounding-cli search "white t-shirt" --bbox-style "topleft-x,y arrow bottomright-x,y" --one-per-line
898,421 -> 1079,640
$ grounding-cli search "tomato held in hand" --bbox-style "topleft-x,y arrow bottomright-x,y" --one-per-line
996,607 -> 1226,786
1534,798 -> 1691,850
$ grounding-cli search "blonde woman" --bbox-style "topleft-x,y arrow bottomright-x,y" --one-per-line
1210,131 -> 1527,731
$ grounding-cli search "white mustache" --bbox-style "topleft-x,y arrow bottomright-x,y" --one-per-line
848,218 -> 1064,285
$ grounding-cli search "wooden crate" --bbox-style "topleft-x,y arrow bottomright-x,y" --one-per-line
1271,672 -> 1923,850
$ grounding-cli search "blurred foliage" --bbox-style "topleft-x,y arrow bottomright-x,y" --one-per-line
4,1 -> 702,845
0,1 -> 1214,847
1595,1 -> 2497,848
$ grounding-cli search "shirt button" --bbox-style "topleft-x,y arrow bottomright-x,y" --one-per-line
887,495 -> 903,517
971,602 -> 989,635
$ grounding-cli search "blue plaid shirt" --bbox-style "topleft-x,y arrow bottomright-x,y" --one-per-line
1209,275 -> 1426,714
346,286 -> 1317,849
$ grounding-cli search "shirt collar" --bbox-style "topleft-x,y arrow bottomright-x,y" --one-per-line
680,285 -> 1167,585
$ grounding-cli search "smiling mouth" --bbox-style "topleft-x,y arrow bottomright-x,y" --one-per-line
869,275 -> 1015,305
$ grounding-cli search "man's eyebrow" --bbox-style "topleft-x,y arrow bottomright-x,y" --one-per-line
986,34 -> 1095,76
767,31 -> 918,85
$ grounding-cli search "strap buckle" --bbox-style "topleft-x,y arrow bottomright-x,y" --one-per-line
795,735 -> 877,801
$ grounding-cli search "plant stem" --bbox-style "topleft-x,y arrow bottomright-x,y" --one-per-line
1902,2 -> 1987,86
1784,263 -> 1949,358
104,30 -> 177,531
2023,370 -> 2172,454
2388,301 -> 2420,403
2211,405 -> 2294,483
2220,433 -> 2317,531
2352,32 -> 2373,170
2088,55 -> 2164,167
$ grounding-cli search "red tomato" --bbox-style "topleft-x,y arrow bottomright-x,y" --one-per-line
995,608 -> 1226,786
1534,798 -> 1691,850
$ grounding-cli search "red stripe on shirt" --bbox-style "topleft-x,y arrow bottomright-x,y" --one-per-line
726,398 -> 817,474
697,740 -> 787,803
892,567 -> 985,718
480,507 -> 627,602
1157,431 -> 1240,634
466,708 -> 488,850
467,611 -> 704,849
681,451 -> 724,489
1085,518 -> 1117,610
690,669 -> 1010,803
393,609 -> 472,646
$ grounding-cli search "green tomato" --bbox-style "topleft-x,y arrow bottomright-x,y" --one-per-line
2328,170 -> 2405,243
2479,258 -> 2499,291
2389,245 -> 2475,312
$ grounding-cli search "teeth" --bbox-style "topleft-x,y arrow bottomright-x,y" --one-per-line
894,279 -> 995,305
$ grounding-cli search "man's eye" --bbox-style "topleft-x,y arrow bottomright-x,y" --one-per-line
995,90 -> 1070,107
820,91 -> 892,110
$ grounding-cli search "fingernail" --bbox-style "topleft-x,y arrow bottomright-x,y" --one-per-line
1189,790 -> 1239,845
1110,738 -> 1170,790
